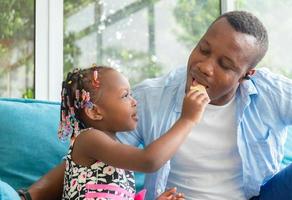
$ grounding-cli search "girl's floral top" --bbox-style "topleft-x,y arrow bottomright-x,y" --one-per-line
62,144 -> 136,200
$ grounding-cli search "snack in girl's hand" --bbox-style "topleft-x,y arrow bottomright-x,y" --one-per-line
190,83 -> 206,94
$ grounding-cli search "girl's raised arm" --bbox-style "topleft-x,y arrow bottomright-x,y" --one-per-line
77,89 -> 209,172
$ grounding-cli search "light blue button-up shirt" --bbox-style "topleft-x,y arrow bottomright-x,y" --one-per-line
117,67 -> 292,200
0,180 -> 20,200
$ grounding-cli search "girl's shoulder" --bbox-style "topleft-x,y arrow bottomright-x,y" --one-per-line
75,128 -> 117,148
68,128 -> 113,167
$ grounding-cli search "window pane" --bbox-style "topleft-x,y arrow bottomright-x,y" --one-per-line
0,0 -> 35,98
235,0 -> 292,78
64,0 -> 220,85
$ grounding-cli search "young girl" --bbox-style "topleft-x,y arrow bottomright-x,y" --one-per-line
59,64 -> 209,200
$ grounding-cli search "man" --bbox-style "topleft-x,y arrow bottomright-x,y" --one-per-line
24,11 -> 292,200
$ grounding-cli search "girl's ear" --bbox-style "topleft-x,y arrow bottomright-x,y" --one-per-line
84,105 -> 103,120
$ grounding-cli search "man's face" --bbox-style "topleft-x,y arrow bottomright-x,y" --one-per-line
186,17 -> 258,105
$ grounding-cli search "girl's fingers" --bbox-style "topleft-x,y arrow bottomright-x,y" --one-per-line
163,187 -> 177,196
186,89 -> 201,98
175,192 -> 185,199
187,89 -> 209,100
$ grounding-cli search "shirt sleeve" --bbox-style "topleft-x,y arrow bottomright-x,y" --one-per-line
260,69 -> 292,126
273,74 -> 292,125
0,180 -> 21,200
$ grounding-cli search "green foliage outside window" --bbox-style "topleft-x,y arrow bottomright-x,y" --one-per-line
0,0 -> 35,98
235,0 -> 292,78
174,0 -> 220,49
63,0 -> 220,85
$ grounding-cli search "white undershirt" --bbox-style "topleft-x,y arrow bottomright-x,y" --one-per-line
166,97 -> 245,200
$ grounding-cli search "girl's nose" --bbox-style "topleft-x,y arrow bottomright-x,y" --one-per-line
131,96 -> 137,107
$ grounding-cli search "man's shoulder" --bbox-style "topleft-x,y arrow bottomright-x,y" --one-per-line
253,68 -> 292,89
246,68 -> 292,104
254,68 -> 292,83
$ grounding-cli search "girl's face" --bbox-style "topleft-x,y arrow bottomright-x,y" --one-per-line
95,70 -> 138,132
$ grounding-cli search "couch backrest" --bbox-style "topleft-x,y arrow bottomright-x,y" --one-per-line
0,98 -> 69,190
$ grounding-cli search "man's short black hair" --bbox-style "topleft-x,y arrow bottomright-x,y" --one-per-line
217,11 -> 269,67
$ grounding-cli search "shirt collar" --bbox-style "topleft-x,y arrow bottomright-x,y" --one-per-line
239,79 -> 258,96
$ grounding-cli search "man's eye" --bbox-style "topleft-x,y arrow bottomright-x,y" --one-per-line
219,60 -> 233,70
200,46 -> 210,55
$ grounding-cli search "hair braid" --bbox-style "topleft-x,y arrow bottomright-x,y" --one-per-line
59,68 -> 84,142
58,64 -> 114,142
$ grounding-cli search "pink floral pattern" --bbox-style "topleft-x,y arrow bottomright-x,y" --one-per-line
62,145 -> 136,199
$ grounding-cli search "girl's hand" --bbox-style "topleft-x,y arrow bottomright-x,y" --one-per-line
180,88 -> 210,125
156,187 -> 185,200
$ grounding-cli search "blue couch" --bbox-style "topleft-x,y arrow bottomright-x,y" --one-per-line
0,98 -> 291,197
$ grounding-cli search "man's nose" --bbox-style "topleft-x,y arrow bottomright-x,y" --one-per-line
198,59 -> 214,77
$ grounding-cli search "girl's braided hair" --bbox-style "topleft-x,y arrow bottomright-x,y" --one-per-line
58,64 -> 113,142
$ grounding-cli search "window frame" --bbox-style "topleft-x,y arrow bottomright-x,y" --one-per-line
35,0 -> 63,101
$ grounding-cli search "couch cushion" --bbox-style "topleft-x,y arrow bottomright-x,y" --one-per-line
0,98 -> 69,190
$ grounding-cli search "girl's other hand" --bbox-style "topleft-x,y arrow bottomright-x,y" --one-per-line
156,187 -> 185,200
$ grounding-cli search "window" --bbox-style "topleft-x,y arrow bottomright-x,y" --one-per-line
9,1 -> 290,100
0,0 -> 35,98
64,0 -> 220,85
235,0 -> 292,78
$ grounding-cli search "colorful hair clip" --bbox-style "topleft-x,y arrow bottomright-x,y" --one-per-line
92,70 -> 100,88
80,89 -> 93,109
74,90 -> 81,109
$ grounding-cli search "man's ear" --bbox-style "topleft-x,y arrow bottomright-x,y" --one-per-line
239,69 -> 256,83
84,105 -> 103,120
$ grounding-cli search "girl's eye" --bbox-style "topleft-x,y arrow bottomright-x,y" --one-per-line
122,90 -> 132,99
122,93 -> 128,98
122,92 -> 130,98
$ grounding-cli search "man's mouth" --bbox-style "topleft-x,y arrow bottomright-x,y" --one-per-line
191,77 -> 208,89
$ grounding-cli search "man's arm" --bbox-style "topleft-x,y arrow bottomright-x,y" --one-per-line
27,162 -> 65,200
